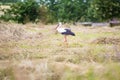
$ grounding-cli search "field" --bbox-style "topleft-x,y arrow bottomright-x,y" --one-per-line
0,22 -> 120,80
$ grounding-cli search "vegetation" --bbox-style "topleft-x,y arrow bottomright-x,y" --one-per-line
0,22 -> 120,80
0,68 -> 15,80
0,0 -> 120,80
88,0 -> 120,22
0,0 -> 40,23
0,0 -> 120,23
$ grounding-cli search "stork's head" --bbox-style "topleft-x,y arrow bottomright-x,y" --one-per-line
58,22 -> 62,27
58,22 -> 62,25
55,22 -> 62,30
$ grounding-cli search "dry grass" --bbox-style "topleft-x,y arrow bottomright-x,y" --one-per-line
0,22 -> 120,80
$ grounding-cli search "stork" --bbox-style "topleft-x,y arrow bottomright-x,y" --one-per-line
55,22 -> 75,43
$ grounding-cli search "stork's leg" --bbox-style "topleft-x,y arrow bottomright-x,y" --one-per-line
64,35 -> 67,42
64,35 -> 68,47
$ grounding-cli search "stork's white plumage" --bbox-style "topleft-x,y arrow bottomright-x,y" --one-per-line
55,22 -> 75,42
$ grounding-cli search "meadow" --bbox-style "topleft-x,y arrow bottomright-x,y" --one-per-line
0,22 -> 120,80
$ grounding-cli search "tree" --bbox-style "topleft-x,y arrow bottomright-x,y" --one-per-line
1,0 -> 40,23
41,0 -> 91,23
88,0 -> 120,22
1,0 -> 120,23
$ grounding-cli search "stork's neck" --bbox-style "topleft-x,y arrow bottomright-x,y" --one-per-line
57,24 -> 62,29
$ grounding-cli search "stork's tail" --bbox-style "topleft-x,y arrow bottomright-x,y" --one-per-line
71,32 -> 75,36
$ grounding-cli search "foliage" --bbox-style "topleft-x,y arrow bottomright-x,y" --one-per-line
0,0 -> 21,3
40,0 -> 120,23
0,0 -> 120,23
87,0 -> 120,22
1,0 -> 40,23
42,0 -> 91,22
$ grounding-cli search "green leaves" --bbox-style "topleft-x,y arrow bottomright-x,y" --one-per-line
46,0 -> 91,22
1,0 -> 120,23
1,0 -> 40,23
88,0 -> 120,22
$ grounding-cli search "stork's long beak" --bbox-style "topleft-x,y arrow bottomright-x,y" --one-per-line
54,24 -> 59,34
54,24 -> 59,30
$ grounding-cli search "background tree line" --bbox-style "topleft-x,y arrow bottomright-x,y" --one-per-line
0,0 -> 120,24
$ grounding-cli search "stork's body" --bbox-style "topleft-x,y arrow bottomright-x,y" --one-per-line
55,22 -> 75,42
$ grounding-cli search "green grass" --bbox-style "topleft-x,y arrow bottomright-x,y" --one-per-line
76,31 -> 119,41
101,63 -> 120,80
0,68 -> 15,80
50,62 -> 120,80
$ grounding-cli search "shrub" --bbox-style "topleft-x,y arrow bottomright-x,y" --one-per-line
1,0 -> 40,24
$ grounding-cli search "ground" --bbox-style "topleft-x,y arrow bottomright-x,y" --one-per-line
0,22 -> 120,80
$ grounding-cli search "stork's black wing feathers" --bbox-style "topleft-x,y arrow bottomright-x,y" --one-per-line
61,29 -> 75,36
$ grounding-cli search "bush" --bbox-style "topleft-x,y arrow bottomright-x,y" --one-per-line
1,0 -> 40,24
